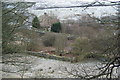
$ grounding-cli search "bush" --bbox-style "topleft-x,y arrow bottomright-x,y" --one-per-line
71,37 -> 92,61
84,53 -> 107,61
54,33 -> 67,53
26,41 -> 43,52
51,22 -> 61,33
3,42 -> 25,54
72,37 -> 91,55
42,33 -> 56,47
32,16 -> 41,29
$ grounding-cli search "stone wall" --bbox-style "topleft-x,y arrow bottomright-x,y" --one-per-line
27,51 -> 74,62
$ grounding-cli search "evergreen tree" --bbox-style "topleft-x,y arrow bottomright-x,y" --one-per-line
32,16 -> 41,29
51,22 -> 61,33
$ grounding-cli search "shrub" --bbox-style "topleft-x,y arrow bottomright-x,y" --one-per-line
3,42 -> 25,54
42,33 -> 56,47
71,37 -> 92,61
54,33 -> 67,53
72,37 -> 91,55
51,22 -> 61,33
26,41 -> 43,52
32,16 -> 41,29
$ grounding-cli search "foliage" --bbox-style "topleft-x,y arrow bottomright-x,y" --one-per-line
72,35 -> 116,61
71,37 -> 91,61
2,2 -> 35,54
42,33 -> 56,47
51,22 -> 61,33
54,33 -> 67,54
32,16 -> 41,29
3,42 -> 25,54
26,41 -> 43,52
16,28 -> 43,52
72,37 -> 91,55
91,36 -> 115,54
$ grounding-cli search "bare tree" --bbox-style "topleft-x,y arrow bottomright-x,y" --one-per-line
2,2 -> 36,78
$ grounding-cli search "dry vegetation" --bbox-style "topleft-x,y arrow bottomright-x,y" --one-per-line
2,2 -> 119,79
9,13 -> 117,62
